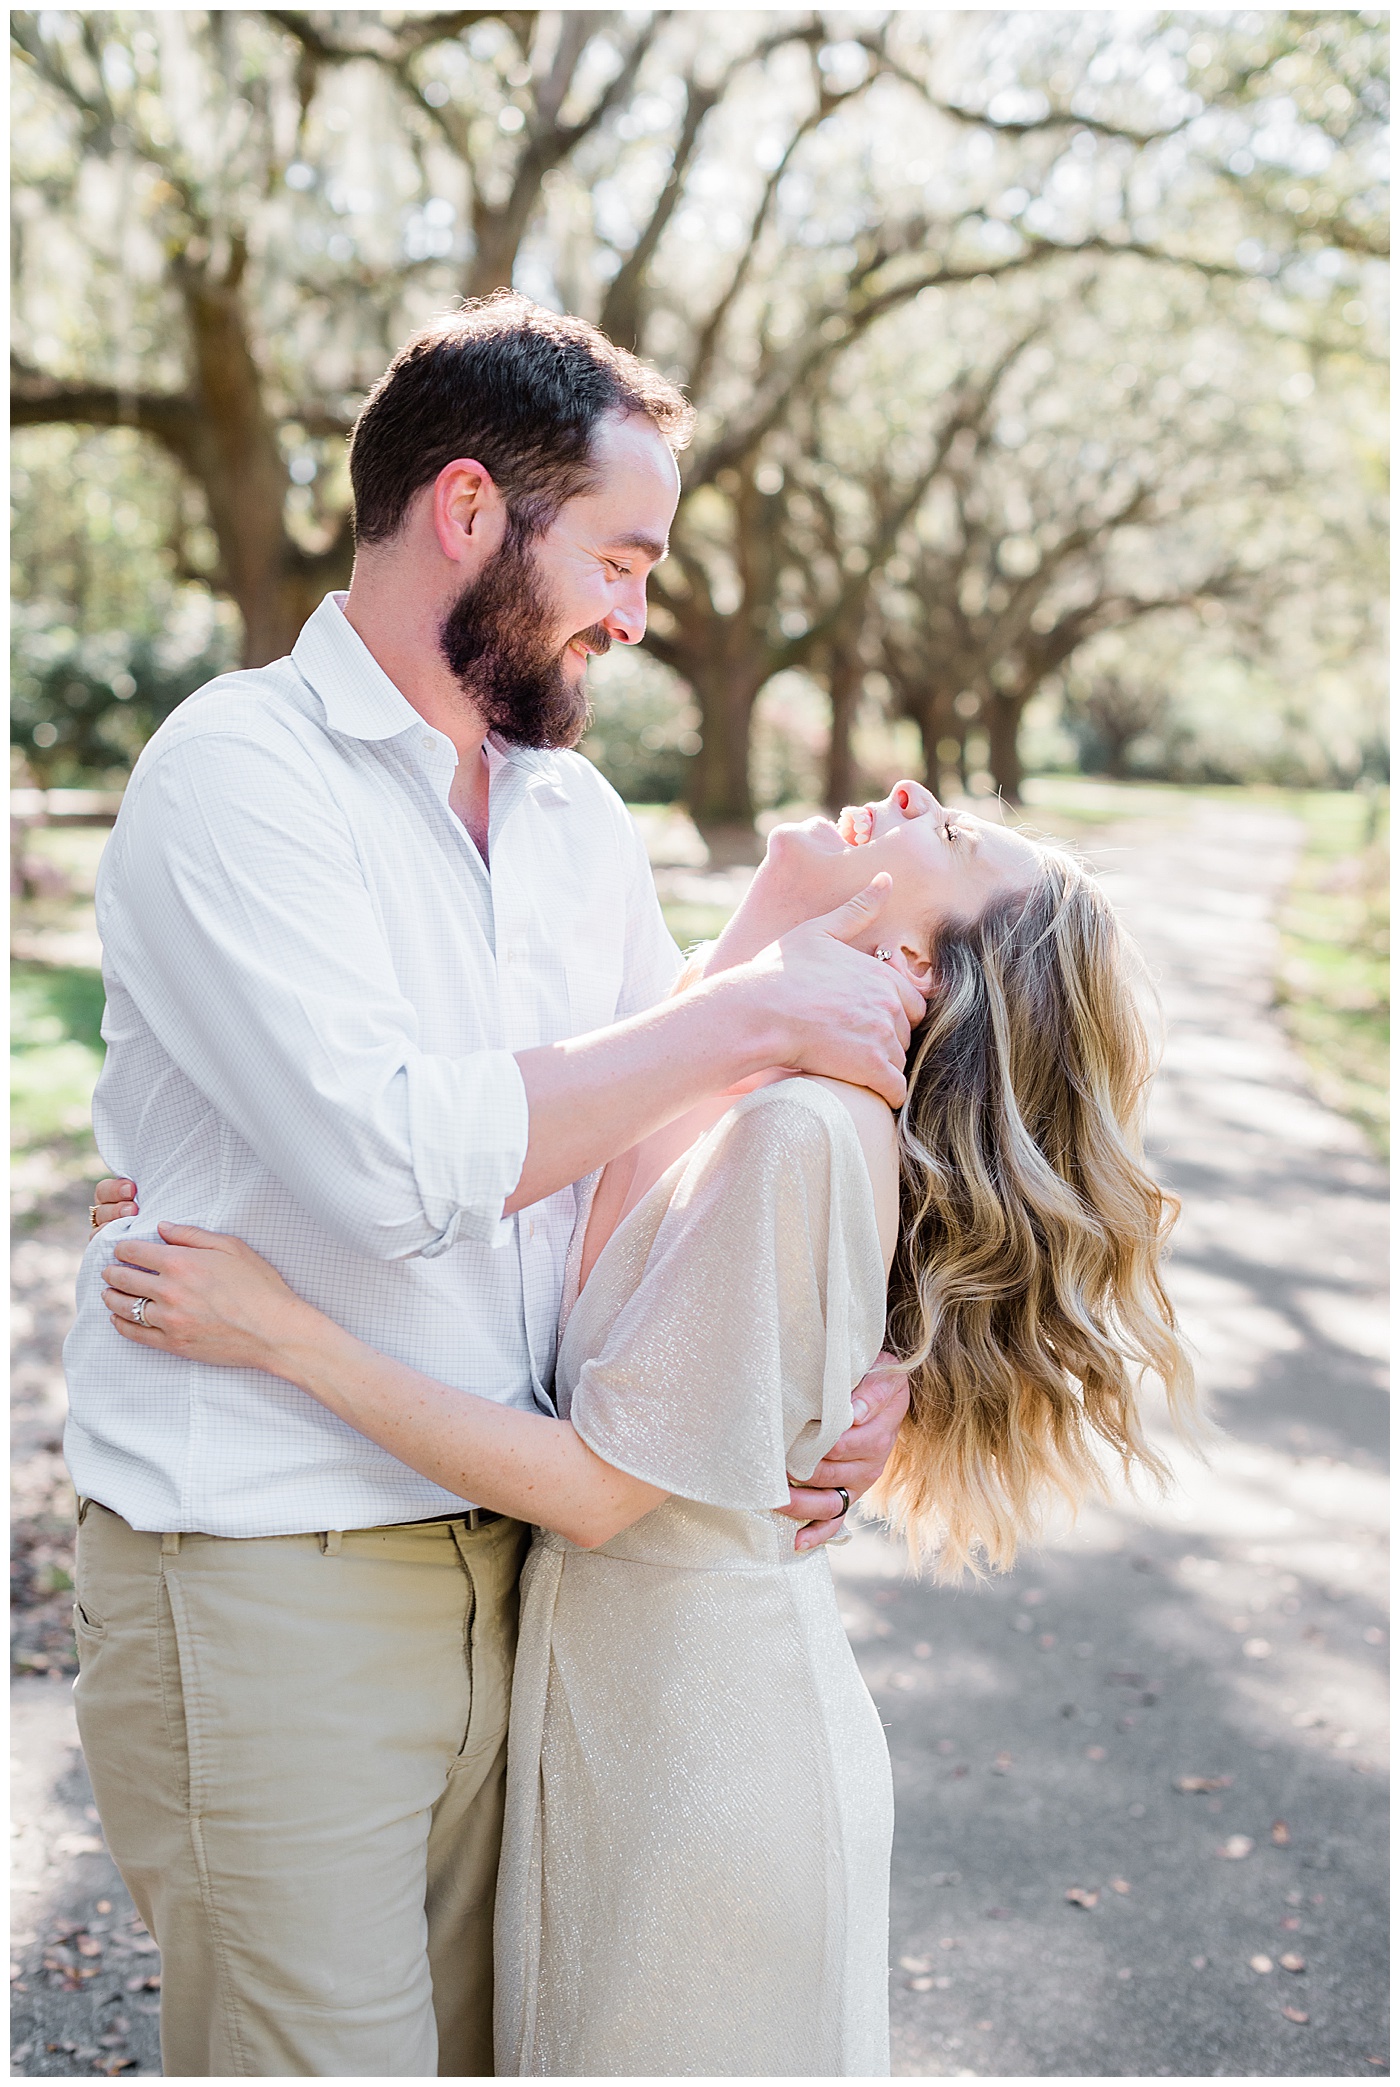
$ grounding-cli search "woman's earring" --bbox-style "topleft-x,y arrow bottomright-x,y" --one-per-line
874,947 -> 893,963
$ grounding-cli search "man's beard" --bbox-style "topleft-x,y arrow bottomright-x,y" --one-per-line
438,525 -> 608,750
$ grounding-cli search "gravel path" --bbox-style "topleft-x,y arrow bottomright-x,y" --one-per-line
11,793 -> 1388,2077
834,794 -> 1389,2078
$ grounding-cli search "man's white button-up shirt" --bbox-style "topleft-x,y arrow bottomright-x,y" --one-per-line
63,593 -> 682,1536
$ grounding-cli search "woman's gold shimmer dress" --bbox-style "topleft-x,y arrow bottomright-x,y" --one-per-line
493,1079 -> 894,2077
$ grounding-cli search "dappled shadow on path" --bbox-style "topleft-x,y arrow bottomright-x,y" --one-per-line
839,1501 -> 1387,2079
840,796 -> 1388,2078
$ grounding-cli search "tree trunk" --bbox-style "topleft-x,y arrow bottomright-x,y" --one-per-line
686,655 -> 765,833
466,179 -> 545,299
12,267 -> 333,659
178,262 -> 316,665
902,688 -> 958,800
823,640 -> 863,813
11,255 -> 348,667
986,690 -> 1024,803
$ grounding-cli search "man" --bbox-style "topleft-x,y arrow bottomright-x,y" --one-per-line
66,295 -> 917,2077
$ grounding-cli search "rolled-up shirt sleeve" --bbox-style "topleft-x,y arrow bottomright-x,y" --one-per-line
101,728 -> 529,1259
401,1052 -> 527,1251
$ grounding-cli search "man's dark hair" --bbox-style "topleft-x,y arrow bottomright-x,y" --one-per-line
349,292 -> 694,545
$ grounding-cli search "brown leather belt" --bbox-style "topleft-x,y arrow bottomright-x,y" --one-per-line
80,1499 -> 504,1538
402,1508 -> 502,1531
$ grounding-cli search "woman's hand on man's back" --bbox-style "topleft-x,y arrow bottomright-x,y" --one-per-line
91,1177 -> 139,1227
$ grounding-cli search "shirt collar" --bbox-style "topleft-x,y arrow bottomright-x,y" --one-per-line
291,593 -> 424,742
487,733 -> 571,803
292,596 -> 573,802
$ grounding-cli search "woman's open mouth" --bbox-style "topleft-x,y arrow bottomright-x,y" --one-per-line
836,804 -> 876,847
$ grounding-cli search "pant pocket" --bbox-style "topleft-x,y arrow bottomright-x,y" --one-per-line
72,1600 -> 107,1669
72,1510 -> 113,1666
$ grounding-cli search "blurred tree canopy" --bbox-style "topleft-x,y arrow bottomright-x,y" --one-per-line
11,8 -> 1388,814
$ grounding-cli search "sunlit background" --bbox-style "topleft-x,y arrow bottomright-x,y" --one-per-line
9,11 -> 1389,2078
11,8 -> 1390,1163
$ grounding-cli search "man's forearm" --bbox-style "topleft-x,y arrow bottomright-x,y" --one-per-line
507,874 -> 924,1213
506,971 -> 780,1213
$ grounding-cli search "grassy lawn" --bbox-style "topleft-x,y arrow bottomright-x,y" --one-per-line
11,826 -> 109,1222
11,961 -> 106,1146
1272,787 -> 1389,1158
1017,774 -> 1194,835
9,783 -> 1387,1211
1023,775 -> 1389,1158
654,899 -> 737,948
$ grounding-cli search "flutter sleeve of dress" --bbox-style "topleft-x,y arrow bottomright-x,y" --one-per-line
565,1079 -> 889,1509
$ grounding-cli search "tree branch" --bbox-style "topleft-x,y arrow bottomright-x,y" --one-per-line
685,38 -> 892,405
685,101 -> 825,405
10,360 -> 202,464
600,69 -> 720,349
12,13 -> 212,235
283,403 -> 356,439
691,243 -> 1063,485
265,11 -> 498,66
555,13 -> 663,153
861,43 -> 1196,149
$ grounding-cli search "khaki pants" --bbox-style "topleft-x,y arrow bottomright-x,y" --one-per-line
72,1500 -> 530,2078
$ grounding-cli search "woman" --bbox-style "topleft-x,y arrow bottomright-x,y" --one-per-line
95,780 -> 1194,2077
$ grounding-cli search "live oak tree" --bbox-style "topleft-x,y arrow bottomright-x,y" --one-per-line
635,9 -> 1386,819
11,8 -> 1387,813
10,8 -> 649,664
970,235 -> 1376,794
10,9 -> 858,670
860,270 -> 1280,803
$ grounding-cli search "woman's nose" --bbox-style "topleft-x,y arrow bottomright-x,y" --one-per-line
893,779 -> 939,817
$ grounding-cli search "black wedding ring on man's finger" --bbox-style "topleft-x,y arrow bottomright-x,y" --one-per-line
834,1486 -> 850,1518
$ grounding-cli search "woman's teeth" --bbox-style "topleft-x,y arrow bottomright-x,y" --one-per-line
838,805 -> 875,846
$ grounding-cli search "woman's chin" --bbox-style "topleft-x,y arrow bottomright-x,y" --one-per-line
767,814 -> 853,861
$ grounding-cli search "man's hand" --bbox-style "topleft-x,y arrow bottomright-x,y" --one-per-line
778,1354 -> 911,1553
743,877 -> 927,1110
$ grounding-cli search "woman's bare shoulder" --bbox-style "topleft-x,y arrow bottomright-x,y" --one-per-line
800,1075 -> 898,1150
796,1077 -> 899,1268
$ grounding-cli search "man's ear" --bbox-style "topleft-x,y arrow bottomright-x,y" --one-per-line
431,458 -> 505,564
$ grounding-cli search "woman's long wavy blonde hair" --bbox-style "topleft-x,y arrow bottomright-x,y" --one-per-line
869,840 -> 1197,1578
